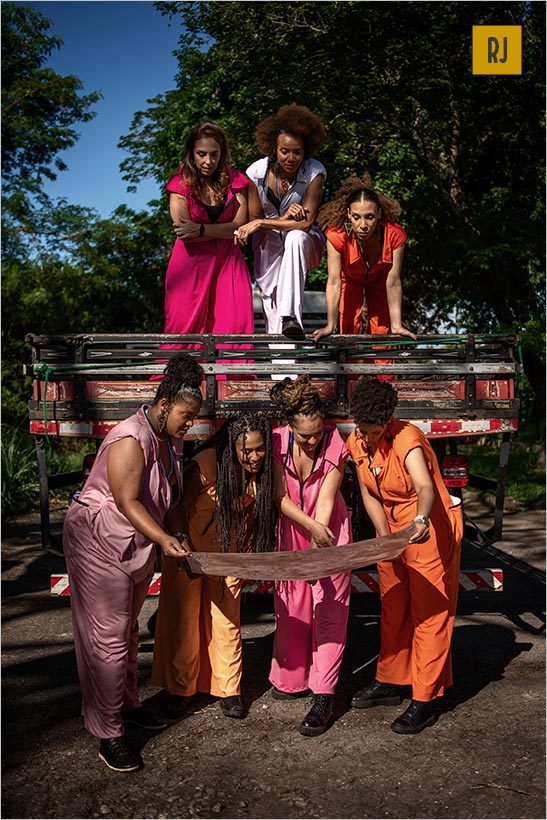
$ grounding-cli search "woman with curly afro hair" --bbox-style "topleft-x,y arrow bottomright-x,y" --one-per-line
235,104 -> 327,340
63,353 -> 204,772
268,375 -> 352,737
312,174 -> 414,341
346,378 -> 463,735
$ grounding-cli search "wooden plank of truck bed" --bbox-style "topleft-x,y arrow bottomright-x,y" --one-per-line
25,332 -> 520,437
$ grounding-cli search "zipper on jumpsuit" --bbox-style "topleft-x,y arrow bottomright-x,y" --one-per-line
286,431 -> 329,511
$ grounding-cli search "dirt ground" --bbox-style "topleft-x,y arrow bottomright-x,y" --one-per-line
2,497 -> 545,820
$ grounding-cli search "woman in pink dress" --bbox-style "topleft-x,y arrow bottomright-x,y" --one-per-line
269,375 -> 352,736
163,121 -> 254,355
63,353 -> 203,772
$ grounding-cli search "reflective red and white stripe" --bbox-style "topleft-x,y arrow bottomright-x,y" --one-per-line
50,568 -> 503,596
31,417 -> 518,440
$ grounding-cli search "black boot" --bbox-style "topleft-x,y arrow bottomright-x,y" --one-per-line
219,695 -> 245,719
271,686 -> 311,700
281,316 -> 305,340
299,694 -> 334,737
390,699 -> 437,734
98,737 -> 141,772
162,693 -> 194,720
351,679 -> 403,709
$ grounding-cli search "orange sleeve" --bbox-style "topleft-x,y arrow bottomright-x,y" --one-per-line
391,423 -> 427,466
325,227 -> 346,254
387,222 -> 407,251
345,430 -> 359,460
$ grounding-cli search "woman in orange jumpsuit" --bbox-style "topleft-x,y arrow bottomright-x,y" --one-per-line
346,378 -> 463,734
313,174 -> 415,341
152,413 -> 275,720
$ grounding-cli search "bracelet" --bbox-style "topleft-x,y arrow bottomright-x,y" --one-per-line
413,515 -> 429,527
199,223 -> 205,236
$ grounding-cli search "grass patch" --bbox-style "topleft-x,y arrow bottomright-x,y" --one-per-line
1,424 -> 90,520
461,441 -> 545,510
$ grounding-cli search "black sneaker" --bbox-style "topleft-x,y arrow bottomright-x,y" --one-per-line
299,694 -> 334,737
271,687 -> 311,700
281,316 -> 305,340
390,699 -> 437,735
98,737 -> 141,772
121,706 -> 167,730
218,695 -> 245,719
351,679 -> 403,709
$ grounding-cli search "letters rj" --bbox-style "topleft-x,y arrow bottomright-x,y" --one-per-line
487,36 -> 508,64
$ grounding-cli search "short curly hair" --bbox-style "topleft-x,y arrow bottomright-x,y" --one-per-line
349,378 -> 398,426
255,103 -> 325,159
270,375 -> 323,422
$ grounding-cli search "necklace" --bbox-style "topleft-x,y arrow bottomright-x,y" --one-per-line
274,163 -> 294,201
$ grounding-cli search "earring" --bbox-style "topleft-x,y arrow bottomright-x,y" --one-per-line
344,221 -> 353,236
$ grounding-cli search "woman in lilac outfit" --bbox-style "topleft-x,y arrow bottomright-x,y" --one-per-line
269,375 -> 352,737
63,353 -> 203,772
162,121 -> 254,355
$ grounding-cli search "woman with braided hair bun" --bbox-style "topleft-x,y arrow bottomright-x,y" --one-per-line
152,412 -> 275,721
63,352 -> 204,772
313,174 -> 415,341
269,375 -> 352,736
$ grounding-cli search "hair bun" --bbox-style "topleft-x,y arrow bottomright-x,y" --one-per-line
163,353 -> 203,389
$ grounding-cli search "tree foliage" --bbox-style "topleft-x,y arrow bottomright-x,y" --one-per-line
120,1 -> 545,338
1,3 -> 101,200
1,5 -> 166,424
2,1 -> 545,427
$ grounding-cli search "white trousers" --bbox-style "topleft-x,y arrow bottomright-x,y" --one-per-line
254,228 -> 325,334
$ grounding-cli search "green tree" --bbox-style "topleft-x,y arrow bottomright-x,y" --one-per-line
1,3 -> 101,201
1,5 -> 169,423
119,0 -> 545,413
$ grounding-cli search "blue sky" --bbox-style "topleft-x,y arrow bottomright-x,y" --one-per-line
23,1 -> 182,217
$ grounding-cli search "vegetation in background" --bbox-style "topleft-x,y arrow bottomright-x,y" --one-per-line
1,2 -> 544,519
1,425 -> 86,520
120,1 -> 545,427
463,434 -> 546,511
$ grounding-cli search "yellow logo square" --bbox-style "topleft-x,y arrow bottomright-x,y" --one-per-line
472,26 -> 522,75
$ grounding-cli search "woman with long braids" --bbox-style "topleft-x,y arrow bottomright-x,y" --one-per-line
347,378 -> 463,734
269,376 -> 352,736
235,104 -> 326,340
63,353 -> 204,772
312,174 -> 415,341
152,412 -> 275,720
162,121 -> 254,349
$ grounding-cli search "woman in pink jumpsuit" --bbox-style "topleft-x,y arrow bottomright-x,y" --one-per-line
269,375 -> 352,736
162,122 -> 254,357
63,353 -> 203,772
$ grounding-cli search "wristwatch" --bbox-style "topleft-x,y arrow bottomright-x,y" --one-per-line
174,531 -> 189,542
199,223 -> 205,236
413,515 -> 429,527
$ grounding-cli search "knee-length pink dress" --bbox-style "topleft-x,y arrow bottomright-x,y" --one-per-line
270,425 -> 352,695
163,167 -> 254,354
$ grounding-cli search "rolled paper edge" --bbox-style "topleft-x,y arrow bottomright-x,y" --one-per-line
184,524 -> 416,580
